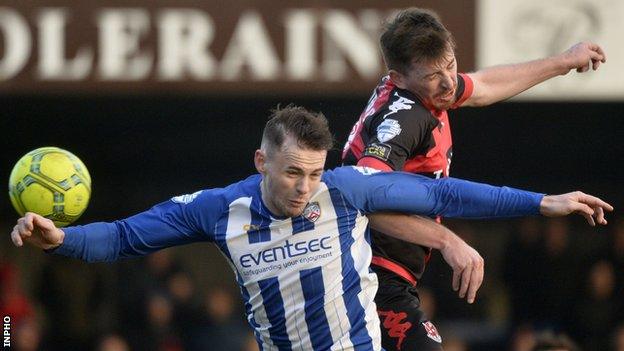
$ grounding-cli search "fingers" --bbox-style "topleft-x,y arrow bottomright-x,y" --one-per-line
580,211 -> 596,226
590,42 -> 607,62
466,259 -> 484,304
11,212 -> 57,248
459,265 -> 472,300
11,226 -> 24,247
594,206 -> 606,225
569,42 -> 605,72
452,270 -> 460,292
24,212 -> 40,232
578,193 -> 614,212
32,213 -> 55,230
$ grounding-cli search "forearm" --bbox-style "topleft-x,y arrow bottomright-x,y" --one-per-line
368,213 -> 450,250
368,175 -> 543,218
466,56 -> 567,106
48,201 -> 210,262
51,222 -> 122,262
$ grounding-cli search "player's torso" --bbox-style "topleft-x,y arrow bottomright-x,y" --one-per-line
217,181 -> 382,350
343,78 -> 454,280
344,78 -> 453,179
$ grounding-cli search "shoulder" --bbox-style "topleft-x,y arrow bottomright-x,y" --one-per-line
322,166 -> 383,187
373,89 -> 438,131
173,174 -> 262,213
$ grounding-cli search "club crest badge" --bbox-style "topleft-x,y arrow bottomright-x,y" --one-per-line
422,321 -> 442,343
377,118 -> 402,142
303,202 -> 321,222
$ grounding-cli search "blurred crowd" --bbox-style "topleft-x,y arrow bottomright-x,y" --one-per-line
1,215 -> 623,351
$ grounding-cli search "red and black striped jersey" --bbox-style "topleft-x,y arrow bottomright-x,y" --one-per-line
342,73 -> 474,281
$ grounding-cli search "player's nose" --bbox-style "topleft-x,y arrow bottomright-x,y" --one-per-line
296,177 -> 310,195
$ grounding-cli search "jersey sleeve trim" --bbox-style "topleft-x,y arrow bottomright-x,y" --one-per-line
453,73 -> 474,108
357,156 -> 393,171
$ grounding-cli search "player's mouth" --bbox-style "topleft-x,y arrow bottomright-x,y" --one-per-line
289,200 -> 307,207
437,89 -> 455,101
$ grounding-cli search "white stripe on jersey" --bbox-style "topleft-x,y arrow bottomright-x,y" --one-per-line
313,183 -> 355,351
246,281 -> 279,351
351,212 -> 382,350
223,182 -> 381,350
224,197 -> 277,350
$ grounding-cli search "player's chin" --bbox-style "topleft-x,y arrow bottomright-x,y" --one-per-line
434,100 -> 454,110
283,205 -> 306,218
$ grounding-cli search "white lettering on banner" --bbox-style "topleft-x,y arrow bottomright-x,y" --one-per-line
220,11 -> 280,81
284,9 -> 316,80
157,9 -> 217,80
98,9 -> 152,80
0,6 -> 391,83
38,8 -> 93,80
0,8 -> 31,80
322,10 -> 381,81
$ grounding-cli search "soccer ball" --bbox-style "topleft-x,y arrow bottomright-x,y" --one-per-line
9,147 -> 91,227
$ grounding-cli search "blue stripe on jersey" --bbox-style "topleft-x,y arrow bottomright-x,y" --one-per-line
258,277 -> 292,351
300,267 -> 332,351
214,214 -> 232,260
240,285 -> 263,348
249,198 -> 272,243
329,188 -> 374,351
291,215 -> 315,235
215,203 -> 263,347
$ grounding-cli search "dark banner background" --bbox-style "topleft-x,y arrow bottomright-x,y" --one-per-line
1,96 -> 622,223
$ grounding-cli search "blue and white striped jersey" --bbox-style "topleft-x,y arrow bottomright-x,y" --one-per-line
55,166 -> 542,350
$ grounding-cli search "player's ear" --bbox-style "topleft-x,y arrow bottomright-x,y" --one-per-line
254,149 -> 267,174
389,69 -> 407,89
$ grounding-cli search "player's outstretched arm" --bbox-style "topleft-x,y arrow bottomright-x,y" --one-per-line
465,41 -> 606,106
11,212 -> 64,250
369,213 -> 484,304
328,167 -> 614,224
10,190 -> 223,262
540,191 -> 614,226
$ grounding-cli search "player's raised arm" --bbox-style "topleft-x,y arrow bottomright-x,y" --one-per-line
465,41 -> 606,107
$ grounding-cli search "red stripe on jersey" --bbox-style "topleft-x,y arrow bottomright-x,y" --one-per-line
371,256 -> 417,286
342,77 -> 395,160
403,111 -> 452,177
357,156 -> 393,171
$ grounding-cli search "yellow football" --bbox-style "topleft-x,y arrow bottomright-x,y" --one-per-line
9,147 -> 91,227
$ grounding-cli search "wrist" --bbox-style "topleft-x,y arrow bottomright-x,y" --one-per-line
539,195 -> 551,216
438,227 -> 453,251
553,54 -> 573,75
46,229 -> 65,250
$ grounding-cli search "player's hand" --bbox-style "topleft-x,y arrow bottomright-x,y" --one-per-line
440,233 -> 484,304
10,212 -> 65,250
540,191 -> 614,226
560,42 -> 606,73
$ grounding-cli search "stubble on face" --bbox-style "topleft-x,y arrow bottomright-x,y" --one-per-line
405,49 -> 458,111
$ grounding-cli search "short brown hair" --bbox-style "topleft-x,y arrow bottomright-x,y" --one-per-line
261,105 -> 334,155
380,8 -> 455,74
